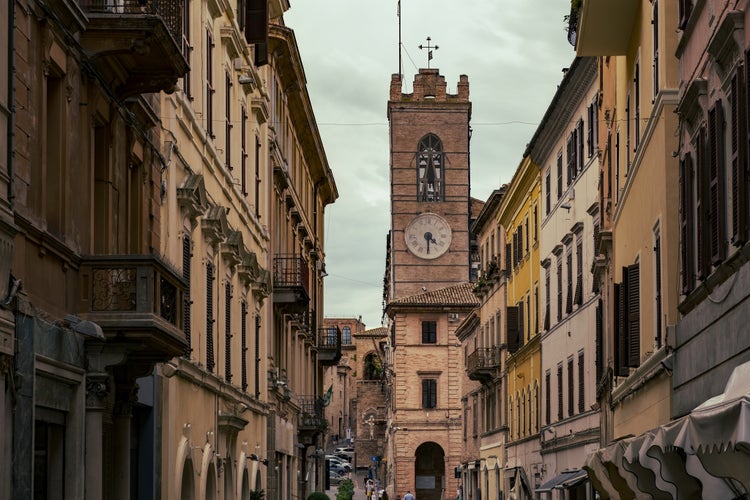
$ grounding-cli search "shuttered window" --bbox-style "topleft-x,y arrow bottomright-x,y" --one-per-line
505,243 -> 512,272
655,229 -> 663,349
206,262 -> 215,373
696,126 -> 710,279
557,153 -> 563,199
567,357 -> 574,417
544,268 -> 551,331
678,0 -> 693,30
254,315 -> 261,398
225,281 -> 232,383
680,153 -> 695,294
732,65 -> 748,245
241,107 -> 248,196
578,351 -> 585,413
634,63 -> 641,150
566,251 -> 573,314
627,263 -> 641,367
241,301 -> 248,392
545,171 -> 551,215
595,299 -> 603,383
614,282 -> 628,377
545,370 -> 551,425
557,259 -> 563,321
206,30 -> 214,138
518,300 -> 525,345
422,379 -> 437,409
577,119 -> 585,172
557,364 -> 563,421
182,236 -> 192,357
593,221 -> 600,293
575,239 -> 583,305
708,101 -> 727,266
225,72 -> 233,171
507,306 -> 520,354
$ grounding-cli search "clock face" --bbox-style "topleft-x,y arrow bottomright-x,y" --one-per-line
404,213 -> 452,259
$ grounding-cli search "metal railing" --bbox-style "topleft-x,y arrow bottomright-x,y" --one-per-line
78,0 -> 183,46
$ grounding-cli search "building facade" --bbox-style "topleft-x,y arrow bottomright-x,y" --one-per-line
383,67 -> 475,500
459,188 -> 508,500
2,0 -> 337,499
535,56 -> 600,499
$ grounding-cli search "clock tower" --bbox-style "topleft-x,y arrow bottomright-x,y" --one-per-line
387,68 -> 472,300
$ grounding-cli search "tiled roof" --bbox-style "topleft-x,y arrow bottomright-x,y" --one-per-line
387,283 -> 479,308
355,326 -> 389,337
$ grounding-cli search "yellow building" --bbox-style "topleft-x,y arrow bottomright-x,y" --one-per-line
498,155 -> 542,497
576,0 -> 681,497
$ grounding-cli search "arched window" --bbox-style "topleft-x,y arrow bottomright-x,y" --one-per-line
364,353 -> 382,380
417,134 -> 444,202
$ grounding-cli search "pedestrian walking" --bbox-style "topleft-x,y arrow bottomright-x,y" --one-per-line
404,491 -> 415,500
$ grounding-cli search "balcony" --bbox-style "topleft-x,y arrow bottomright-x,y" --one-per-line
467,347 -> 501,383
78,0 -> 189,98
317,326 -> 342,365
78,255 -> 187,360
297,395 -> 327,443
273,255 -> 310,313
575,0 -> 637,56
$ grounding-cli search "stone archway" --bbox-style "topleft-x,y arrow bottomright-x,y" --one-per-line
414,442 -> 445,500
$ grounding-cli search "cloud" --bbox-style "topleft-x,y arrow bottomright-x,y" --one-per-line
287,0 -> 575,327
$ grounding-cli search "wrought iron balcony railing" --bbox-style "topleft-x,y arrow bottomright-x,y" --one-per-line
297,395 -> 327,431
317,326 -> 341,366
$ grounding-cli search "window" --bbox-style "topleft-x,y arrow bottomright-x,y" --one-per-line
206,30 -> 215,138
566,250 -> 573,314
417,134 -> 444,202
507,306 -> 520,354
241,301 -> 248,392
545,370 -> 551,425
241,107 -> 248,195
557,363 -> 563,421
567,357 -> 574,417
544,267 -> 551,331
654,226 -> 663,348
567,132 -> 576,186
578,351 -> 585,413
421,321 -> 437,344
342,326 -> 352,345
557,152 -> 563,199
731,63 -> 747,246
696,126 -> 710,279
422,379 -> 437,409
534,285 -> 539,336
182,236 -> 192,357
587,99 -> 598,158
545,171 -> 551,215
254,314 -> 261,397
593,221 -> 600,293
225,281 -> 232,383
577,119 -> 585,172
708,100 -> 727,266
255,136 -> 261,219
182,0 -> 191,98
206,262 -> 215,373
556,258 -> 563,322
678,0 -> 693,30
615,263 -> 641,374
225,72 -> 233,170
653,2 -> 660,98
634,63 -> 641,151
596,299 -> 603,383
575,238 -> 583,306
626,93 -> 631,171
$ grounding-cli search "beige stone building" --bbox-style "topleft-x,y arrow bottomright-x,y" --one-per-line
1,0 -> 337,499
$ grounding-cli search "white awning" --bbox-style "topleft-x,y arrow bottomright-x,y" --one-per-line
585,361 -> 750,498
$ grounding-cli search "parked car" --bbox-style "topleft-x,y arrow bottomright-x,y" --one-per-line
329,470 -> 345,486
329,462 -> 349,476
326,457 -> 352,471
334,446 -> 354,454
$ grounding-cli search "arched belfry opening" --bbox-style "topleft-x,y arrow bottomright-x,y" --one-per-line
414,442 -> 445,500
417,134 -> 444,202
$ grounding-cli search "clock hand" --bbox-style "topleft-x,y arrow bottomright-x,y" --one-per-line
424,232 -> 433,254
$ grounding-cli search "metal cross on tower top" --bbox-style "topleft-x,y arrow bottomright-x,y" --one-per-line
418,36 -> 439,68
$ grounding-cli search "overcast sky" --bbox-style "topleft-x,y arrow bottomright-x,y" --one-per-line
286,0 -> 576,329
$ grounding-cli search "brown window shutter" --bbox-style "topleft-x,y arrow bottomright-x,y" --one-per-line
567,357 -> 574,417
615,277 -> 629,377
566,252 -> 573,314
225,281 -> 232,383
708,101 -> 727,265
557,364 -> 563,420
733,66 -> 748,245
241,301 -> 248,392
206,262 -> 215,373
595,299 -> 603,383
507,306 -> 519,354
182,236 -> 192,357
518,300 -> 525,347
575,240 -> 583,305
627,263 -> 640,367
505,242 -> 512,272
245,0 -> 268,44
696,126 -> 711,279
578,352 -> 585,413
545,370 -> 551,425
680,154 -> 695,294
